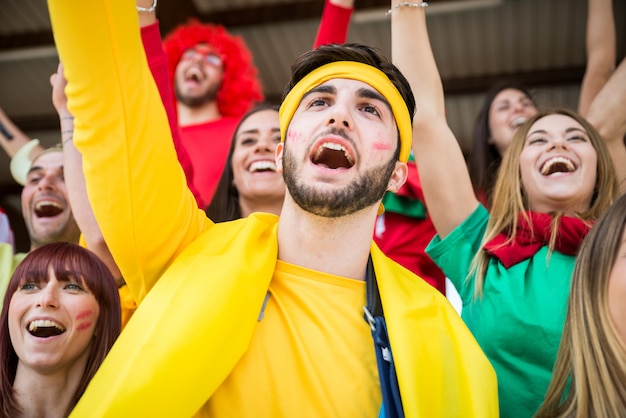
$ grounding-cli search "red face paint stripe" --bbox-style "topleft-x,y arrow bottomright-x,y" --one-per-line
76,321 -> 93,331
75,310 -> 93,321
373,142 -> 391,150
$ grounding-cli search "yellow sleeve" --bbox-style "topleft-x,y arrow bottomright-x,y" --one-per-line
48,0 -> 211,304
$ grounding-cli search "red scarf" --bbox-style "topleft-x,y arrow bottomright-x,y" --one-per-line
484,212 -> 592,268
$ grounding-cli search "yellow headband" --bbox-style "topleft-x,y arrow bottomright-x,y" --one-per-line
279,61 -> 413,163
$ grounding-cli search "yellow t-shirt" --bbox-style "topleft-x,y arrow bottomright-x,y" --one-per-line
202,260 -> 380,417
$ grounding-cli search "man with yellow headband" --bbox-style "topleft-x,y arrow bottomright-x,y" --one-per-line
48,0 -> 497,416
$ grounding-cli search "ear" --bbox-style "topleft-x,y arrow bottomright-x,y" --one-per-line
275,143 -> 284,173
387,161 -> 408,193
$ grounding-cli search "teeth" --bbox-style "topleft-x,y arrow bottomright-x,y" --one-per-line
541,157 -> 575,175
28,319 -> 66,333
35,200 -> 61,211
511,117 -> 527,128
249,160 -> 276,172
321,142 -> 354,165
322,142 -> 345,151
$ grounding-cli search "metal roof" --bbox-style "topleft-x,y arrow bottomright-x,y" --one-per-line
0,0 -> 624,245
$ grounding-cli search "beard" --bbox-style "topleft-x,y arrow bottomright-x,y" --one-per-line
26,215 -> 81,249
175,80 -> 221,108
282,143 -> 397,218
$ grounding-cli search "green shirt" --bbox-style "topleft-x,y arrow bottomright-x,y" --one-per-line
427,205 -> 573,418
0,243 -> 27,305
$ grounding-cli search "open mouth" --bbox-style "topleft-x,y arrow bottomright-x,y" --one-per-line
184,67 -> 204,83
540,157 -> 576,176
249,160 -> 276,173
510,116 -> 527,128
311,142 -> 355,169
28,319 -> 66,338
34,200 -> 63,218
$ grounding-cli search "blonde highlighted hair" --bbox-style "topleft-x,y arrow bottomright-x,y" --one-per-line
535,192 -> 626,418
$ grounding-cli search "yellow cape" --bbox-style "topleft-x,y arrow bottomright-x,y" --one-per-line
69,215 -> 497,417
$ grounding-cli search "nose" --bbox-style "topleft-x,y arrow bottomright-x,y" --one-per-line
326,104 -> 352,130
511,101 -> 523,112
328,118 -> 350,128
37,173 -> 57,191
254,135 -> 275,154
328,117 -> 351,129
37,284 -> 60,309
549,135 -> 569,150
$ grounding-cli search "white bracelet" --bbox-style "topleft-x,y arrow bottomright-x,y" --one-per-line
385,2 -> 428,17
137,0 -> 157,13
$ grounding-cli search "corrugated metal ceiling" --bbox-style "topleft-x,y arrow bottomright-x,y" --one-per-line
0,0 -> 624,190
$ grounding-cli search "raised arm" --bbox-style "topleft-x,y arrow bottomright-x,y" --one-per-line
0,108 -> 46,187
578,0 -> 615,117
313,0 -> 354,48
50,65 -> 122,283
139,2 -> 204,208
585,57 -> 626,193
0,107 -> 45,160
52,0 -> 184,286
391,2 -> 478,238
49,0 -> 210,303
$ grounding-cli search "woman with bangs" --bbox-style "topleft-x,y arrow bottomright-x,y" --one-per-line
0,242 -> 120,418
390,2 -> 622,417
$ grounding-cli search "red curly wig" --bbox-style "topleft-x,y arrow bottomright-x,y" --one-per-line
163,19 -> 264,117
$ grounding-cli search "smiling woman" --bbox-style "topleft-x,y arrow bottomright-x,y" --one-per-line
0,242 -> 120,418
206,103 -> 285,222
393,4 -> 620,416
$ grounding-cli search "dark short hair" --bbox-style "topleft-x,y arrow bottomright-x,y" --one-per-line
282,43 -> 416,132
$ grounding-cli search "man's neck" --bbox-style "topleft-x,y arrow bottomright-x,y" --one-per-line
276,197 -> 378,281
177,101 -> 222,127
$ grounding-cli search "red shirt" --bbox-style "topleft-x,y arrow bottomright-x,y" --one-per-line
179,118 -> 240,205
373,161 -> 446,294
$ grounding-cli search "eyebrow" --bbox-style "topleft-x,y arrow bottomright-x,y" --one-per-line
302,83 -> 392,111
528,126 -> 587,136
564,127 -> 587,134
26,165 -> 64,176
357,87 -> 392,111
301,84 -> 336,101
27,166 -> 43,175
237,127 -> 280,135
